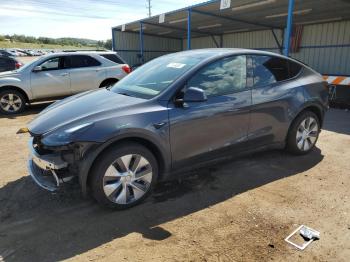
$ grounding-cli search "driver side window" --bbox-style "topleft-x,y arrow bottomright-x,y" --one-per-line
187,55 -> 247,97
39,57 -> 60,71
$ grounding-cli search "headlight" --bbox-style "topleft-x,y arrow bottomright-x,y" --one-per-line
42,123 -> 93,146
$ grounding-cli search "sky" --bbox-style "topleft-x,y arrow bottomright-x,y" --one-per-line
0,0 -> 204,40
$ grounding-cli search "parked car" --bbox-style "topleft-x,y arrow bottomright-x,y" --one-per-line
25,49 -> 328,209
7,49 -> 21,57
0,50 -> 14,57
0,55 -> 23,72
14,49 -> 27,56
0,51 -> 131,114
22,50 -> 36,56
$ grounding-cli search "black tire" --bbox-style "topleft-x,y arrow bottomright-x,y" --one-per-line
286,111 -> 320,155
0,89 -> 26,115
99,79 -> 118,88
90,142 -> 158,209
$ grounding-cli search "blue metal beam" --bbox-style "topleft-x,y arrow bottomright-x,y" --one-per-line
191,9 -> 283,30
284,0 -> 295,56
140,22 -> 144,63
187,8 -> 192,50
141,21 -> 218,37
115,28 -> 181,40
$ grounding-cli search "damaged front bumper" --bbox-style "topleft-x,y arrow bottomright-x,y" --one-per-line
27,137 -> 70,191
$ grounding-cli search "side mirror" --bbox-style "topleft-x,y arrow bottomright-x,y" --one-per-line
183,87 -> 207,102
174,87 -> 207,106
32,66 -> 42,72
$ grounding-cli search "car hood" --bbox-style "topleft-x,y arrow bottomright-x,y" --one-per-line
0,71 -> 20,78
28,89 -> 147,135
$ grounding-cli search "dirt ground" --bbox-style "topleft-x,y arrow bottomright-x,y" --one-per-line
0,105 -> 349,262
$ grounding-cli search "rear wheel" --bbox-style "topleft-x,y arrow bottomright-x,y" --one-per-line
286,111 -> 320,155
90,143 -> 158,209
0,89 -> 26,115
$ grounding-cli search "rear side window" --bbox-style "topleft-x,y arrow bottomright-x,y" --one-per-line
69,55 -> 101,68
288,60 -> 302,78
101,54 -> 125,64
252,55 -> 289,87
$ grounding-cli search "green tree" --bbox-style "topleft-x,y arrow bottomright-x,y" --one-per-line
104,39 -> 112,50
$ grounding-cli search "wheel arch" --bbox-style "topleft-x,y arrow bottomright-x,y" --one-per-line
99,78 -> 119,88
294,103 -> 324,126
286,103 -> 325,141
80,136 -> 169,196
0,85 -> 30,103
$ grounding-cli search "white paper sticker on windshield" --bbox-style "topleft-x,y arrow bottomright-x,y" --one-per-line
167,63 -> 186,69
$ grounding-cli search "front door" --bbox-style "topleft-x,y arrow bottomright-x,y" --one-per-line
168,55 -> 252,169
30,57 -> 71,99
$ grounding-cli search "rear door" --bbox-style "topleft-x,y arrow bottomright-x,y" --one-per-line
66,55 -> 105,93
248,55 -> 304,146
168,55 -> 252,169
30,56 -> 71,99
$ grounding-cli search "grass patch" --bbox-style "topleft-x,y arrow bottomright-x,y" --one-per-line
0,41 -> 102,50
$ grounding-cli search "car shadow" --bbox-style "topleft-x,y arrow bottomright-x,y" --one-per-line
323,108 -> 350,135
0,148 -> 323,261
0,102 -> 53,119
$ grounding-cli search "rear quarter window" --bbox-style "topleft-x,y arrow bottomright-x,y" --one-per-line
101,54 -> 125,64
288,60 -> 303,78
252,55 -> 290,88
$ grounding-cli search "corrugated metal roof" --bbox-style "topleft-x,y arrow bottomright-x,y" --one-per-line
113,0 -> 350,39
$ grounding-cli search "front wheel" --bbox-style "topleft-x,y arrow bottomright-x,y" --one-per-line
0,89 -> 26,115
90,143 -> 158,209
286,111 -> 320,155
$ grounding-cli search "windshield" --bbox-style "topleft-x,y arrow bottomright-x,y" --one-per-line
111,53 -> 204,99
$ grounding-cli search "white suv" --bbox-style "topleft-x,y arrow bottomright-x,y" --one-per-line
0,51 -> 131,114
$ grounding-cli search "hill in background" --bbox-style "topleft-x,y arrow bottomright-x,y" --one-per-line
0,34 -> 112,50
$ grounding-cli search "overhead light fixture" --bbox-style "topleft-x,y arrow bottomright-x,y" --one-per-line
198,23 -> 222,30
296,17 -> 343,25
265,9 -> 312,19
169,18 -> 187,24
132,26 -> 147,31
157,31 -> 173,35
232,0 -> 276,11
224,28 -> 250,34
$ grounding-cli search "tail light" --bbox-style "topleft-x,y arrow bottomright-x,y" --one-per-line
122,65 -> 132,74
15,62 -> 23,69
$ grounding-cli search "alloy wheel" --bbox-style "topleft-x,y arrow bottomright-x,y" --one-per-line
296,116 -> 319,151
103,154 -> 153,204
0,93 -> 23,113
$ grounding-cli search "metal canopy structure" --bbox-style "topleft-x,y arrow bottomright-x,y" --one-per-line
112,0 -> 350,57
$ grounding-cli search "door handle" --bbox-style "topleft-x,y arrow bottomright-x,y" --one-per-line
60,73 -> 68,76
153,122 -> 167,129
